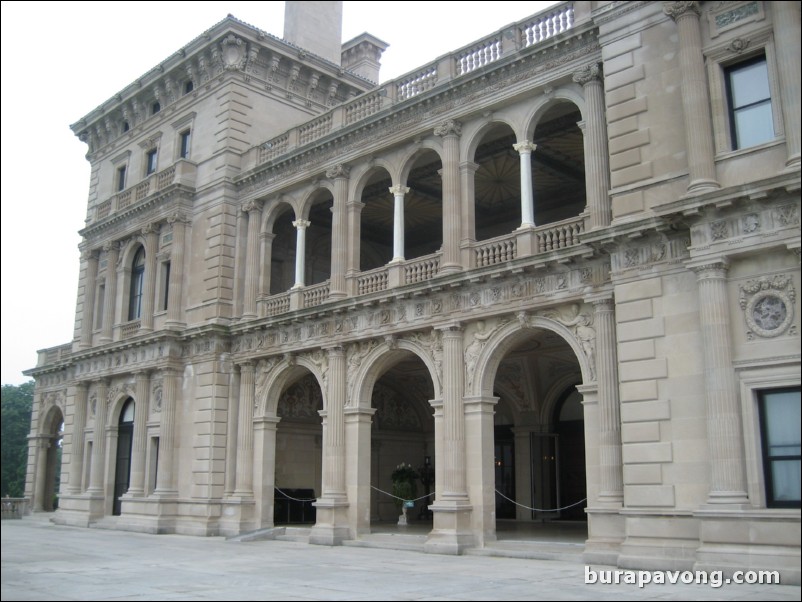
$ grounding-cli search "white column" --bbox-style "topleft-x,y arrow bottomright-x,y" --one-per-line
773,2 -> 801,168
513,141 -> 536,228
664,1 -> 719,193
389,185 -> 409,261
292,219 -> 310,288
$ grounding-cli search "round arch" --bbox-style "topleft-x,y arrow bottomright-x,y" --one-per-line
398,140 -> 445,184
522,85 -> 586,141
256,355 -> 327,417
473,315 -> 593,399
261,198 -> 297,234
117,238 -> 146,270
463,117 -> 520,162
350,160 -> 397,199
538,373 -> 583,428
298,182 -> 335,220
351,337 -> 442,411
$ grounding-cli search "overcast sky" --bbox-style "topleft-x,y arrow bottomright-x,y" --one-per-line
0,1 -> 558,385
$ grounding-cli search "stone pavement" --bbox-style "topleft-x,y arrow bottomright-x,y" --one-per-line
2,515 -> 799,601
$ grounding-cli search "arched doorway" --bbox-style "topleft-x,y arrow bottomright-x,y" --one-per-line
112,398 -> 134,516
274,371 -> 323,525
36,405 -> 64,512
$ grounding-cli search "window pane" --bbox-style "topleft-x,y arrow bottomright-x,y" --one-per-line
764,389 -> 801,456
730,60 -> 770,108
733,102 -> 773,148
771,460 -> 801,502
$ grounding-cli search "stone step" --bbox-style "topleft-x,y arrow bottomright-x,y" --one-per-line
343,532 -> 427,552
465,540 -> 584,563
275,526 -> 311,543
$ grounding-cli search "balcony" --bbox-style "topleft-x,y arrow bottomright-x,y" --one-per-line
93,160 -> 197,222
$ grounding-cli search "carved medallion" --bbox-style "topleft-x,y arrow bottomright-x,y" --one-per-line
740,275 -> 796,339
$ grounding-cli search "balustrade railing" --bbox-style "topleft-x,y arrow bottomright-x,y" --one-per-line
456,38 -> 502,76
298,114 -> 332,146
303,281 -> 330,308
405,254 -> 441,284
121,320 -> 141,339
475,235 -> 517,267
1,498 -> 27,519
345,91 -> 385,124
262,292 -> 291,317
396,65 -> 438,101
535,215 -> 584,252
357,267 -> 389,295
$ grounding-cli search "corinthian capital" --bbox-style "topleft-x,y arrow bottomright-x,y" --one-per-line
325,164 -> 350,179
663,1 -> 701,21
389,185 -> 410,196
434,119 -> 462,138
573,63 -> 602,86
242,199 -> 263,214
513,140 -> 536,154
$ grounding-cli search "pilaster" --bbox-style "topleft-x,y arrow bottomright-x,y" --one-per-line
242,201 -> 263,319
434,120 -> 463,274
327,165 -> 350,299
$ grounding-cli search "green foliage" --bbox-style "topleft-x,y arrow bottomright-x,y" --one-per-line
391,462 -> 418,510
1,381 -> 34,497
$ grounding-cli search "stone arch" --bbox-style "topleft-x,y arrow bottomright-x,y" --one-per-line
108,387 -> 136,426
256,354 -> 327,417
464,117 -> 520,162
298,182 -> 335,220
39,400 -> 64,436
351,159 -> 397,198
262,197 -> 297,234
538,373 -> 583,428
351,336 -> 441,411
117,237 -> 146,269
398,140 -> 444,184
473,314 -> 593,399
522,85 -> 587,139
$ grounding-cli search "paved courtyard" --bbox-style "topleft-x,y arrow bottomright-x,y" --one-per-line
2,515 -> 799,601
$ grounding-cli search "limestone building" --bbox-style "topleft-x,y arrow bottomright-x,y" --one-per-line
25,0 -> 800,582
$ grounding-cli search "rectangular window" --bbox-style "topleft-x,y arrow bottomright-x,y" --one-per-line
146,149 -> 158,176
95,284 -> 105,330
162,260 -> 171,311
179,129 -> 191,159
758,387 -> 801,508
184,80 -> 194,95
152,101 -> 161,115
725,55 -> 774,150
117,165 -> 127,191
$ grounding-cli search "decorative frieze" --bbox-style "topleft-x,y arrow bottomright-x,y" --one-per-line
612,235 -> 689,273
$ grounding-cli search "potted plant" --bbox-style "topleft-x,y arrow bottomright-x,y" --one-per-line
391,462 -> 418,526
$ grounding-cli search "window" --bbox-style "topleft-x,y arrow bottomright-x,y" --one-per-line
179,129 -> 191,159
161,260 -> 171,311
152,101 -> 161,115
145,149 -> 158,176
122,121 -> 130,133
758,387 -> 801,508
184,80 -> 194,95
128,247 -> 145,321
116,165 -> 127,191
725,55 -> 774,150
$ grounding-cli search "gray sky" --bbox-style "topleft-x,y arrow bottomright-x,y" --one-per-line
0,1 -> 557,385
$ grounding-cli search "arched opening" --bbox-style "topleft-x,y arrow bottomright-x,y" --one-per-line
306,190 -> 334,286
369,352 -> 435,528
274,372 -> 323,525
359,168 -> 394,271
472,123 -> 521,241
38,406 -> 64,512
270,207 -> 297,295
404,150 -> 443,261
491,329 -> 587,540
112,398 -> 134,516
128,247 -> 145,321
532,102 -> 586,225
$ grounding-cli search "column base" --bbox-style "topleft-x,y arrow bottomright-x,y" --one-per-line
424,498 -> 475,555
685,179 -> 720,194
309,496 -> 350,546
219,496 -> 257,536
584,507 -> 624,566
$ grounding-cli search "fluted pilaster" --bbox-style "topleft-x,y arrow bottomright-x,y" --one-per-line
80,252 -> 98,348
139,224 -> 159,331
694,261 -> 748,504
87,380 -> 108,493
225,366 -> 240,496
440,326 -> 468,499
67,383 -> 88,493
773,2 -> 801,168
100,244 -> 118,342
242,201 -> 262,318
127,371 -> 149,496
165,213 -> 187,326
235,362 -> 255,495
155,368 -> 178,494
435,120 -> 462,273
327,165 -> 350,298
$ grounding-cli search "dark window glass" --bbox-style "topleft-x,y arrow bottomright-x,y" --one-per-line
184,80 -> 194,95
725,56 -> 774,149
180,129 -> 191,159
128,247 -> 145,321
117,166 -> 127,191
759,387 -> 801,508
146,149 -> 158,176
152,101 -> 161,115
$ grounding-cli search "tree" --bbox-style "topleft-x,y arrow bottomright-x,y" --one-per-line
1,381 -> 34,497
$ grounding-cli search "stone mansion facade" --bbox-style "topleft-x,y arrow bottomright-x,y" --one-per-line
25,1 -> 800,582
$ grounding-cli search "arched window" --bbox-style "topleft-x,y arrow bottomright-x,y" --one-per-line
128,247 -> 145,321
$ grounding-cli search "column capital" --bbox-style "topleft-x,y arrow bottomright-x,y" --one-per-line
389,185 -> 410,196
325,164 -> 350,179
80,248 -> 99,262
141,222 -> 160,236
663,1 -> 701,21
513,140 -> 536,154
166,211 -> 189,225
102,240 -> 119,253
436,322 -> 463,335
434,119 -> 462,138
293,218 -> 311,230
325,344 -> 346,357
242,199 -> 263,214
573,62 -> 603,86
689,258 -> 730,278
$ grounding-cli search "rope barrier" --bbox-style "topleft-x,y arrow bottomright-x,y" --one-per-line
370,485 -> 435,503
495,489 -> 587,512
274,487 -> 317,503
